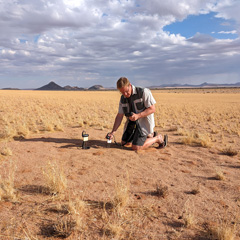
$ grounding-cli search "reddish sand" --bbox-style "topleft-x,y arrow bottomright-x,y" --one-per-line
0,126 -> 239,239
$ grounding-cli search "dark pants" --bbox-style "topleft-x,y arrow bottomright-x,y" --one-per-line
122,121 -> 147,146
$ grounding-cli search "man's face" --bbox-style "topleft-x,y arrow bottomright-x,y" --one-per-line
119,84 -> 132,98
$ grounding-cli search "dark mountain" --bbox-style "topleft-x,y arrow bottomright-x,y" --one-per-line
88,85 -> 104,90
36,81 -> 64,90
63,85 -> 85,91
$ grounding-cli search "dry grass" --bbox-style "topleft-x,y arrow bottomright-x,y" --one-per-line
112,176 -> 130,211
205,215 -> 237,240
0,144 -> 12,156
153,181 -> 169,198
0,90 -> 119,141
0,89 -> 240,239
221,147 -> 238,157
0,160 -> 17,202
42,161 -> 67,195
0,89 -> 239,152
215,169 -> 226,181
67,195 -> 86,231
40,216 -> 76,238
179,131 -> 212,148
182,200 -> 195,228
190,184 -> 201,195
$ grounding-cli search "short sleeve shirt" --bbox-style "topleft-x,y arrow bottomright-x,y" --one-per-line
118,85 -> 156,135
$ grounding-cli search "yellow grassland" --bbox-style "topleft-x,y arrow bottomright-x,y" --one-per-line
0,89 -> 239,151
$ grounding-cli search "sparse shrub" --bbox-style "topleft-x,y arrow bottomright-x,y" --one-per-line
180,131 -> 212,148
205,218 -> 236,240
215,170 -> 225,181
103,222 -> 123,239
190,185 -> 200,195
78,120 -> 84,127
1,146 -> 12,156
221,147 -> 238,157
0,160 -> 17,202
68,198 -> 86,215
0,126 -> 15,140
54,121 -> 64,131
54,217 -> 75,238
16,123 -> 30,137
177,127 -> 188,136
153,181 -> 169,198
182,200 -> 195,228
42,161 -> 67,195
40,216 -> 75,238
183,211 -> 195,228
112,178 -> 129,210
44,121 -> 55,132
67,196 -> 86,230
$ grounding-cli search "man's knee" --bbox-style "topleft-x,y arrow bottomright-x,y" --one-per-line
132,145 -> 142,151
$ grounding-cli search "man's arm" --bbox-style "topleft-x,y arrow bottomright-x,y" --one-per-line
108,113 -> 124,139
129,104 -> 155,121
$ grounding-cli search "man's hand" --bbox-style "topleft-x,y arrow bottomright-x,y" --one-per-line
107,132 -> 115,140
129,105 -> 155,121
129,113 -> 139,121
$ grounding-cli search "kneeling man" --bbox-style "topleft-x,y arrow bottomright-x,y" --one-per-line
108,77 -> 167,150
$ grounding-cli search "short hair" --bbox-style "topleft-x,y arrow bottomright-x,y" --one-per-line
117,77 -> 130,89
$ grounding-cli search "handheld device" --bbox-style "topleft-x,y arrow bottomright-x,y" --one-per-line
125,112 -> 134,118
105,133 -> 112,148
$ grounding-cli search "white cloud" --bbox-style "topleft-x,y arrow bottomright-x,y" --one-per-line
133,51 -> 142,56
0,0 -> 239,88
213,0 -> 240,33
218,30 -> 237,34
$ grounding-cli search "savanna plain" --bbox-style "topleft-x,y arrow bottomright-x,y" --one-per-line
0,88 -> 240,240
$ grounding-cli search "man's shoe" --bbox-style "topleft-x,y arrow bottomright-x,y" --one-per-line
163,134 -> 168,148
158,134 -> 168,149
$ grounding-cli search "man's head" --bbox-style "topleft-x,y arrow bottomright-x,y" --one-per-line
117,77 -> 132,98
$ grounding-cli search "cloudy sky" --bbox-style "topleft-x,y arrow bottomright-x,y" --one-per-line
0,0 -> 239,88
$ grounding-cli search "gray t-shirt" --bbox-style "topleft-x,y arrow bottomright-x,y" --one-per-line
118,85 -> 156,135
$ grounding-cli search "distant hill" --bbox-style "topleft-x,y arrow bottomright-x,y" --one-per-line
8,81 -> 240,91
35,82 -> 106,91
36,81 -> 64,90
63,85 -> 85,91
1,88 -> 20,90
149,82 -> 240,89
88,85 -> 105,90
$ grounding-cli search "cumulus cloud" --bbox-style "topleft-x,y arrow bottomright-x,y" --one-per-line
0,0 -> 239,88
188,33 -> 215,43
218,30 -> 237,34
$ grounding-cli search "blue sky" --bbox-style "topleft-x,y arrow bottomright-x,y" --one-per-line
164,12 -> 238,40
0,0 -> 239,88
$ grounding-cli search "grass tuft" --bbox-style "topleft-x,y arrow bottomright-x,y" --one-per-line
182,200 -> 195,228
153,181 -> 169,198
42,161 -> 67,195
179,131 -> 212,148
215,169 -> 225,181
221,147 -> 238,157
103,223 -> 123,238
205,219 -> 236,240
112,177 -> 130,211
40,216 -> 75,238
1,146 -> 12,156
0,160 -> 17,202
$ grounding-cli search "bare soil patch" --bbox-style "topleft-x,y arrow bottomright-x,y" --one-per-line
1,125 -> 239,239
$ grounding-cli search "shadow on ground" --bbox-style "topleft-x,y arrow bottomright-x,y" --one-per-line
14,137 -> 124,149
